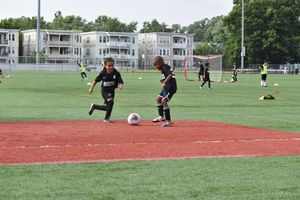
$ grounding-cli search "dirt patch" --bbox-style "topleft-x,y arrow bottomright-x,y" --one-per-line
1,120 -> 300,165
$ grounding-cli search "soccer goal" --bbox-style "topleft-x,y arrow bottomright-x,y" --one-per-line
184,55 -> 223,82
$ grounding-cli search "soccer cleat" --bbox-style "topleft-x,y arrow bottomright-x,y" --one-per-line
103,119 -> 113,123
88,104 -> 95,115
161,120 -> 174,127
200,86 -> 203,90
152,116 -> 166,122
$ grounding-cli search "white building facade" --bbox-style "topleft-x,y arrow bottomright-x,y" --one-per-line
138,32 -> 194,69
81,32 -> 138,69
0,29 -> 19,64
22,29 -> 82,63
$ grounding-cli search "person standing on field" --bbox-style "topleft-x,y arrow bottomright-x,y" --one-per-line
260,61 -> 268,87
198,60 -> 204,81
79,63 -> 87,80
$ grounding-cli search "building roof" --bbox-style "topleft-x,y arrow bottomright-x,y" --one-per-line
21,29 -> 82,34
80,31 -> 138,36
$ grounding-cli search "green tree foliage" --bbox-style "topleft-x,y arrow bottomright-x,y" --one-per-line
90,16 -> 137,32
47,15 -> 86,30
140,19 -> 173,33
186,19 -> 208,42
0,16 -> 47,30
194,43 -> 222,55
224,0 -> 300,64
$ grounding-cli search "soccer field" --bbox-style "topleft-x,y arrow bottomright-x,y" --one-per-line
0,71 -> 300,199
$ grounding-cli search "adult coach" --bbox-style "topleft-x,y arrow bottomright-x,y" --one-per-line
260,61 -> 268,87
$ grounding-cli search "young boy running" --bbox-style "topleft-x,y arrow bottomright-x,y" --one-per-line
88,58 -> 124,123
152,56 -> 177,127
79,63 -> 87,80
200,62 -> 211,89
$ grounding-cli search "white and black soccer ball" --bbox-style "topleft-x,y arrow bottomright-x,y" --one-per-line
127,113 -> 141,126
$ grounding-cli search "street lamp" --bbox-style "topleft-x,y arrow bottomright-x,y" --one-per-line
241,0 -> 245,72
36,0 -> 41,65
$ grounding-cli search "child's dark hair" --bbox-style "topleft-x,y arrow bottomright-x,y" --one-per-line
205,62 -> 210,67
104,57 -> 115,66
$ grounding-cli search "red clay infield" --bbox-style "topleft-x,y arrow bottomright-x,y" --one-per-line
1,120 -> 300,165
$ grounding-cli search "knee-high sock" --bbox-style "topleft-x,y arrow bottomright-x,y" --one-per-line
163,106 -> 171,121
105,101 -> 114,120
157,104 -> 164,117
93,104 -> 107,111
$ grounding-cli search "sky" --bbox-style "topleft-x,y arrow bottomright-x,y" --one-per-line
0,0 -> 234,28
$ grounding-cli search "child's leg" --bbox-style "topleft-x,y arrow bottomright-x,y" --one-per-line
162,99 -> 171,122
201,80 -> 207,87
156,96 -> 164,117
208,77 -> 211,88
81,73 -> 85,79
105,99 -> 114,120
83,72 -> 87,78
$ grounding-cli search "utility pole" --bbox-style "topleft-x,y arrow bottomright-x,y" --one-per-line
36,0 -> 41,66
241,0 -> 245,72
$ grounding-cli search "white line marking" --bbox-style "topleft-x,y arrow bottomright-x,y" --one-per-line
1,137 -> 300,150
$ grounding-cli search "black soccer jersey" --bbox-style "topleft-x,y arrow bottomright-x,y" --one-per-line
95,68 -> 124,92
204,67 -> 210,78
160,64 -> 177,91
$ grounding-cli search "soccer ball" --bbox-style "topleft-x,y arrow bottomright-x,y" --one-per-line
127,113 -> 141,126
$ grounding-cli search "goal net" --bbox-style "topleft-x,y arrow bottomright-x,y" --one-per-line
184,55 -> 223,82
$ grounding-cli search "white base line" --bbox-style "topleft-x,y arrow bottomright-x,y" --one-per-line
2,154 -> 297,166
1,138 -> 300,150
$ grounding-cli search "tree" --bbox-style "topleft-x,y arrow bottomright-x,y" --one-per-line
140,19 -> 172,33
0,16 -> 48,30
224,0 -> 300,64
186,18 -> 208,42
48,15 -> 86,30
91,15 -> 137,32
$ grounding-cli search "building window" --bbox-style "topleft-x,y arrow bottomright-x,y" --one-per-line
12,34 -> 15,41
159,49 -> 163,56
9,34 -> 11,41
132,37 -> 135,44
99,49 -> 102,55
103,49 -> 107,56
159,36 -> 170,44
103,37 -> 106,43
99,36 -> 102,43
86,37 -> 90,44
86,49 -> 90,57
132,49 -> 135,56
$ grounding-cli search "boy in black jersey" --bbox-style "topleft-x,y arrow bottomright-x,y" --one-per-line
200,62 -> 211,89
152,56 -> 177,127
88,58 -> 124,123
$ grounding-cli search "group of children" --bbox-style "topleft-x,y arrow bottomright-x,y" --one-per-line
85,57 -> 269,127
88,56 -> 176,127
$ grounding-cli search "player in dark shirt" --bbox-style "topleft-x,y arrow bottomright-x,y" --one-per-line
198,61 -> 204,81
152,56 -> 177,127
88,58 -> 124,123
231,63 -> 238,82
200,62 -> 211,89
0,68 -> 4,78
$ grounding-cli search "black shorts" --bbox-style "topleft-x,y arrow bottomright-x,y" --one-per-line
261,74 -> 267,81
158,90 -> 176,101
101,90 -> 115,102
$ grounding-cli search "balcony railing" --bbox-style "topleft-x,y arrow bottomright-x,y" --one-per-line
46,41 -> 72,46
0,52 -> 9,57
0,40 -> 8,45
107,42 -> 131,48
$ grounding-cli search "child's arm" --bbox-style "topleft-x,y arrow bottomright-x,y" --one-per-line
117,72 -> 124,90
88,81 -> 97,95
162,74 -> 173,89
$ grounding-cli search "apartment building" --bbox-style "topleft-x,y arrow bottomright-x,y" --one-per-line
138,32 -> 194,69
22,29 -> 82,63
0,29 -> 19,64
81,32 -> 138,68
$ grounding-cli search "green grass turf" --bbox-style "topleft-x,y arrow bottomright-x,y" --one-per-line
0,71 -> 299,132
0,71 -> 300,199
1,157 -> 300,199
